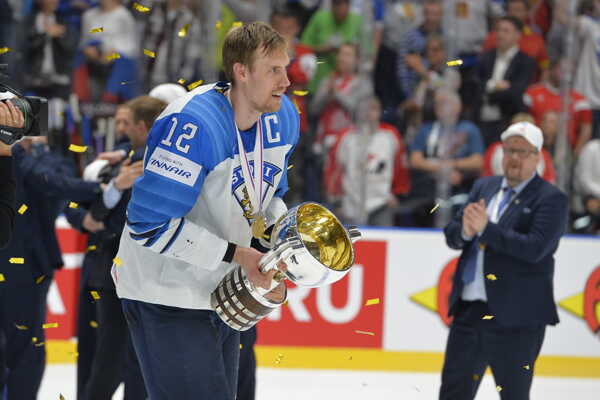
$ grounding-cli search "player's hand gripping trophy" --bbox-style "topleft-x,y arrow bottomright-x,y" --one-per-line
211,202 -> 362,331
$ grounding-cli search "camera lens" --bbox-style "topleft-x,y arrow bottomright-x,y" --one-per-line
7,98 -> 32,132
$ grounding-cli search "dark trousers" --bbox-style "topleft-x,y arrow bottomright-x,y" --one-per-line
76,283 -> 97,400
122,299 -> 240,400
0,276 -> 51,399
440,301 -> 546,400
84,289 -> 146,400
237,326 -> 257,400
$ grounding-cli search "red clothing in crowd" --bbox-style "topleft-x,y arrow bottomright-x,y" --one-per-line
483,25 -> 549,70
524,83 -> 592,149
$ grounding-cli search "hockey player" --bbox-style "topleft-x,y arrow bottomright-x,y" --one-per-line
112,22 -> 298,399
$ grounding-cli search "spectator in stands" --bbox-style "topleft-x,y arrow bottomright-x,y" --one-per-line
334,95 -> 410,225
483,112 -> 556,183
555,0 -> 600,138
475,16 -> 536,145
524,57 -> 593,154
396,0 -> 443,101
56,0 -> 97,43
483,0 -> 549,78
408,88 -> 484,227
141,0 -> 203,91
22,0 -> 77,100
374,0 -> 422,122
74,0 -> 139,103
401,34 -> 461,143
301,0 -> 362,93
442,0 -> 504,60
574,137 -> 600,234
310,43 -> 371,205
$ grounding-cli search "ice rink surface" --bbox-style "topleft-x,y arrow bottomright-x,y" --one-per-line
40,365 -> 600,399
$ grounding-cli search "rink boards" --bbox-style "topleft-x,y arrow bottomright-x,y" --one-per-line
47,220 -> 600,377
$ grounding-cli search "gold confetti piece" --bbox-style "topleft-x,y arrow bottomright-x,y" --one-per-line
89,27 -> 104,33
177,78 -> 186,85
43,322 -> 59,329
447,59 -> 463,67
69,202 -> 78,209
128,150 -> 134,158
60,394 -> 65,400
35,275 -> 45,284
473,374 -> 480,381
348,356 -> 353,360
232,21 -> 243,28
187,80 -> 204,91
34,342 -> 45,347
90,320 -> 98,328
32,336 -> 37,343
496,386 -> 502,392
18,204 -> 28,214
316,60 -> 325,64
15,324 -> 28,330
90,291 -> 101,300
365,298 -> 380,306
486,273 -> 497,281
0,273 -> 4,282
240,344 -> 243,349
178,24 -> 189,37
354,330 -> 375,336
293,90 -> 308,96
0,47 -> 11,55
524,365 -> 530,370
215,21 -> 222,30
482,315 -> 494,320
113,257 -> 122,266
9,257 -> 24,264
132,2 -> 151,13
87,245 -> 97,252
106,52 -> 121,61
293,99 -> 301,114
430,203 -> 440,214
143,49 -> 156,58
68,144 -> 87,153
287,164 -> 294,170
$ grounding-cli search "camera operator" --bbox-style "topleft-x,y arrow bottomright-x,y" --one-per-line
0,100 -> 24,248
0,127 -> 105,399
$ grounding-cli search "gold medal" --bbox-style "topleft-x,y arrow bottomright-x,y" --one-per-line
251,213 -> 266,239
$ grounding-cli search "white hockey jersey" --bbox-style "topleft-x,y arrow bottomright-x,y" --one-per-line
112,82 -> 299,309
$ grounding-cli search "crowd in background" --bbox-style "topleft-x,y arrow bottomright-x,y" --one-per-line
0,0 -> 599,234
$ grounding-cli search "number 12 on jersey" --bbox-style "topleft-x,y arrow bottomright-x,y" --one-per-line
161,117 -> 198,154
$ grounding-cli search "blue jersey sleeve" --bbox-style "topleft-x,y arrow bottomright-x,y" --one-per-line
125,111 -> 229,269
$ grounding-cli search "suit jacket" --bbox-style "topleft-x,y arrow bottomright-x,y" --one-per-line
0,145 -> 101,284
475,49 -> 536,121
444,175 -> 568,327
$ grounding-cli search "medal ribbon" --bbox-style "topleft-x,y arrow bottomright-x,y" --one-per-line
235,118 -> 264,218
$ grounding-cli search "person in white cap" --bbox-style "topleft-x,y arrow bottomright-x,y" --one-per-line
440,121 -> 569,400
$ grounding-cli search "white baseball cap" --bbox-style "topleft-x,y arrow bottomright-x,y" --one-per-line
149,83 -> 187,104
500,121 -> 543,152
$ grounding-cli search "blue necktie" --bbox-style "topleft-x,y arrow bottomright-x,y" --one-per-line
461,187 -> 515,284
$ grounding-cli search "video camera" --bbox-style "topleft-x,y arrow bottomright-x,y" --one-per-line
0,64 -> 48,145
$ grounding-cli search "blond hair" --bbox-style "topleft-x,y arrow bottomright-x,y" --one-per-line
222,22 -> 287,84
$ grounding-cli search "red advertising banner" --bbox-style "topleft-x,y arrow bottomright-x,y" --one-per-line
257,240 -> 387,348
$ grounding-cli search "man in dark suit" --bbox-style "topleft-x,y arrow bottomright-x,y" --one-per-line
441,121 -> 568,400
474,16 -> 536,146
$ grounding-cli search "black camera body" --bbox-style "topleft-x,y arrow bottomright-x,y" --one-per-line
0,64 -> 49,145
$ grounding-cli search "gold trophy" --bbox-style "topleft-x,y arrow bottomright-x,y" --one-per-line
211,202 -> 362,331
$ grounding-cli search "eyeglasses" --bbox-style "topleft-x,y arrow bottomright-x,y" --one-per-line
503,147 -> 537,159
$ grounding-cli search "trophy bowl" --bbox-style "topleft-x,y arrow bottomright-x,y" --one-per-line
211,202 -> 361,331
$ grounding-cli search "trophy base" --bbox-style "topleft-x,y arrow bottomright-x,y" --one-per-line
211,266 -> 287,331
